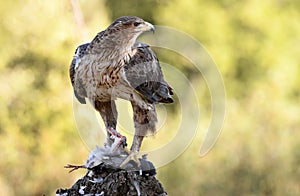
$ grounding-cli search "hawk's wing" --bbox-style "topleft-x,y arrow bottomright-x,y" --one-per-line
70,31 -> 108,104
85,31 -> 105,54
124,43 -> 173,104
69,43 -> 90,104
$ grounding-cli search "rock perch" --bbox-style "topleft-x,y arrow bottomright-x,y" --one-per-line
57,146 -> 167,196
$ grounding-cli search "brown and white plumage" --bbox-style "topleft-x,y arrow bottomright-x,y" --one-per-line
69,16 -> 173,166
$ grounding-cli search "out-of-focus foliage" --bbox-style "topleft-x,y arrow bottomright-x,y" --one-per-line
0,0 -> 299,195
154,0 -> 300,195
0,0 -> 108,195
105,0 -> 166,24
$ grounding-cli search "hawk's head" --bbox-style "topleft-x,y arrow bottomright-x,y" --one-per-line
104,16 -> 155,47
109,16 -> 154,34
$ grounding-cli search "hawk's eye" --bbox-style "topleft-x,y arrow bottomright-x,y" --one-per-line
133,22 -> 141,27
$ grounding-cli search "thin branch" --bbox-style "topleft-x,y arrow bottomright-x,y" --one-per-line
70,0 -> 88,41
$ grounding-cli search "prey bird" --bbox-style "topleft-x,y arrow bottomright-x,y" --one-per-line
69,16 -> 173,167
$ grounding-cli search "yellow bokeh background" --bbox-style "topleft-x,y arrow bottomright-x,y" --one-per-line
0,0 -> 299,195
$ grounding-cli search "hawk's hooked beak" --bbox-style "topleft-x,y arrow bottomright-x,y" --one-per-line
144,21 -> 155,33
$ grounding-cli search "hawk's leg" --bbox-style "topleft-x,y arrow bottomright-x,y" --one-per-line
94,100 -> 127,149
120,101 -> 157,168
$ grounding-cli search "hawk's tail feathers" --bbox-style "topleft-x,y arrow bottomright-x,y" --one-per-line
134,82 -> 174,104
156,85 -> 174,104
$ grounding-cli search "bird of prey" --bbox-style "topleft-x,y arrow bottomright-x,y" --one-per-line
69,16 -> 173,167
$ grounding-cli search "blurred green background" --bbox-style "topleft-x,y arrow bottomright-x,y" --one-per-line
0,0 -> 300,195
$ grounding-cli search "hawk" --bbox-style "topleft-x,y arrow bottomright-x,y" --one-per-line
70,16 -> 173,167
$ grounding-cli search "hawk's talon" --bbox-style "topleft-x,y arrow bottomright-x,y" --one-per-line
121,136 -> 127,148
110,135 -> 127,152
119,151 -> 140,168
106,127 -> 127,152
